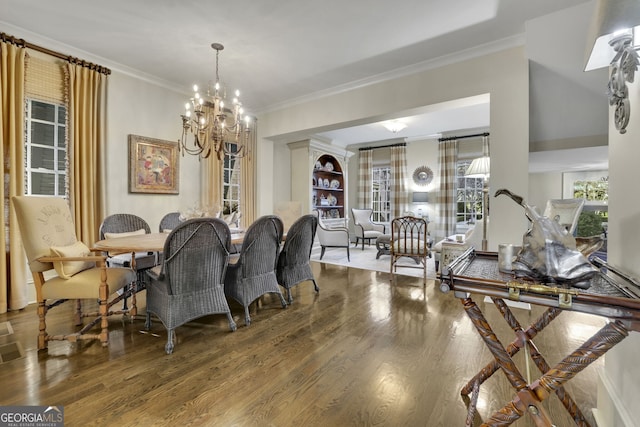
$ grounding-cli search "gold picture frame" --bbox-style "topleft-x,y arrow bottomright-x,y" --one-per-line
129,135 -> 179,194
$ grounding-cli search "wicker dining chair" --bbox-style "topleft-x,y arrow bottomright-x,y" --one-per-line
145,218 -> 236,354
224,215 -> 288,326
158,211 -> 182,233
276,214 -> 319,303
98,213 -> 157,294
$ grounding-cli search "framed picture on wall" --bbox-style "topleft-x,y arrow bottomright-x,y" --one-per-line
562,170 -> 608,206
129,135 -> 179,194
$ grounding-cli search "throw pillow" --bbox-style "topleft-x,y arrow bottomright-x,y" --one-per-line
50,241 -> 95,279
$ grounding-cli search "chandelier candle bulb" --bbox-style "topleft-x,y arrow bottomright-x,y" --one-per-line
178,42 -> 252,160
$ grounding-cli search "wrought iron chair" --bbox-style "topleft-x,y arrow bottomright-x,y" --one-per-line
145,218 -> 236,354
276,214 -> 319,303
314,210 -> 350,261
12,196 -> 137,350
98,213 -> 157,293
351,208 -> 386,250
224,215 -> 288,326
390,215 -> 430,286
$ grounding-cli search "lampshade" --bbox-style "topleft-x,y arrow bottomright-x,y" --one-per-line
465,156 -> 490,178
584,0 -> 640,70
412,192 -> 428,203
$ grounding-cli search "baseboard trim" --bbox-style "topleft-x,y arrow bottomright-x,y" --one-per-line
593,367 -> 635,427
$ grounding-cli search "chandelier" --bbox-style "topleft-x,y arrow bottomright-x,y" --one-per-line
179,43 -> 251,160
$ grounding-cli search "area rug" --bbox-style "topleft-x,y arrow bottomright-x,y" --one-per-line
310,242 -> 436,279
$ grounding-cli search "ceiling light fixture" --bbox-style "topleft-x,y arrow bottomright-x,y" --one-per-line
382,121 -> 407,133
179,43 -> 252,160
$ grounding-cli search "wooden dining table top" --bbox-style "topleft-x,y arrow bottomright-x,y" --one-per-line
92,231 -> 246,254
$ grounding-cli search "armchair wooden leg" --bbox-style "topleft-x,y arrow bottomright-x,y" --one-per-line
38,301 -> 47,350
99,267 -> 109,347
320,246 -> 326,260
74,299 -> 82,326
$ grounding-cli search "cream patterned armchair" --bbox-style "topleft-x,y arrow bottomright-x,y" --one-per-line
12,196 -> 136,350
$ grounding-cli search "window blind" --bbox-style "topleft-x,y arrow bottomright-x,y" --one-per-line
25,53 -> 66,104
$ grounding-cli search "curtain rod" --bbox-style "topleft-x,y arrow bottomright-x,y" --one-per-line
438,132 -> 489,142
1,32 -> 111,75
358,142 -> 406,151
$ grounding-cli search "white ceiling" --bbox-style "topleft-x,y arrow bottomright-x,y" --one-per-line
0,0 -> 602,171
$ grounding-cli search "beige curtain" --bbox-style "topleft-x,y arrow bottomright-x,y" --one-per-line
200,120 -> 257,228
390,145 -> 409,218
201,151 -> 223,213
357,149 -> 372,208
436,140 -> 458,240
240,120 -> 257,227
0,40 -> 28,313
67,62 -> 108,246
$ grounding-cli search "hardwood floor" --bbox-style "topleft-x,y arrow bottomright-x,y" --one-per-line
0,262 -> 606,426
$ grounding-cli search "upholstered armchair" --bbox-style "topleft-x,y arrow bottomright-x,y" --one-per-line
314,210 -> 350,261
145,218 -> 236,354
543,198 -> 585,235
12,196 -> 137,350
351,208 -> 386,250
276,214 -> 319,303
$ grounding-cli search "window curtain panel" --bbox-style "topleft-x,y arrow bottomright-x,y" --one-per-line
435,140 -> 458,240
390,145 -> 409,218
201,146 -> 223,215
357,149 -> 372,208
0,40 -> 28,313
67,62 -> 108,247
239,120 -> 257,227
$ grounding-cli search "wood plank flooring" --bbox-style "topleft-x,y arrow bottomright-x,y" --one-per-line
0,262 -> 606,426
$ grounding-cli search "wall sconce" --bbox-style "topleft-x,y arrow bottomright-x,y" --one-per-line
585,0 -> 640,134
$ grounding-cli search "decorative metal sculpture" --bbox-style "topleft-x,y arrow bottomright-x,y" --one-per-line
495,189 -> 600,289
607,33 -> 640,134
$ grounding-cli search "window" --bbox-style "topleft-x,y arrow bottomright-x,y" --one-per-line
455,160 -> 484,227
371,166 -> 391,222
24,99 -> 67,196
222,144 -> 241,214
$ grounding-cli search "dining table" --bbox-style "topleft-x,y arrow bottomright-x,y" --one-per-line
92,231 -> 247,269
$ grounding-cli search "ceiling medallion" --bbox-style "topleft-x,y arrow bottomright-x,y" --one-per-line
412,165 -> 433,186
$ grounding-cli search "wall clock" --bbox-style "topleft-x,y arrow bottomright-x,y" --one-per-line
412,166 -> 433,186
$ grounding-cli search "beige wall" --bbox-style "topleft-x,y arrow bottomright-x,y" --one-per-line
105,72 -> 201,231
594,75 -> 640,427
258,47 -> 530,250
528,172 -> 563,213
